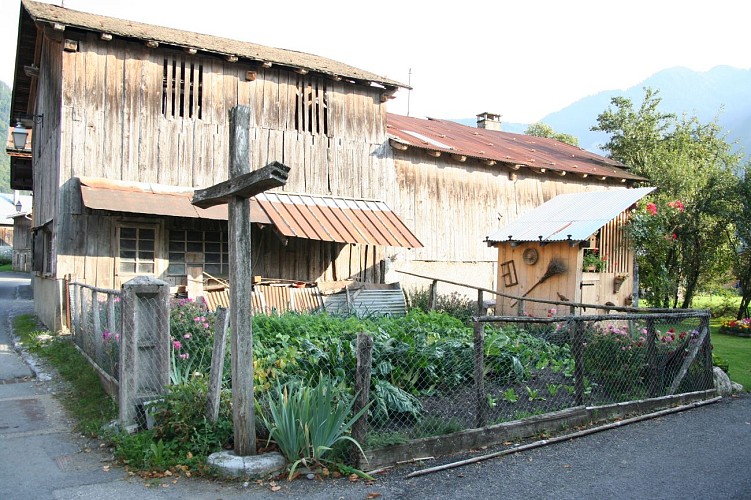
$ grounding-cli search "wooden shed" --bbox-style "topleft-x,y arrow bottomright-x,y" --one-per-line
486,188 -> 654,316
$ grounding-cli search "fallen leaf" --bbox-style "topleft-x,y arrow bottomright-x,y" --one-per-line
270,485 -> 282,492
164,470 -> 173,476
349,473 -> 359,482
333,471 -> 342,478
102,465 -> 110,472
502,441 -> 513,446
367,493 -> 382,499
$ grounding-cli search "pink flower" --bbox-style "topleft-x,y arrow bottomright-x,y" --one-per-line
183,333 -> 191,339
668,200 -> 685,212
179,353 -> 189,360
173,340 -> 182,350
646,202 -> 658,215
102,330 -> 111,341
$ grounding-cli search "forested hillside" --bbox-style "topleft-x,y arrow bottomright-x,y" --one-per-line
0,80 -> 10,193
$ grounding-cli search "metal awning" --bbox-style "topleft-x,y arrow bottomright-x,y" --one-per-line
486,187 -> 655,244
78,177 -> 422,248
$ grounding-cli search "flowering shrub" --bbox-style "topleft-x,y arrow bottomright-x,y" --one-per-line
169,298 -> 216,383
719,318 -> 751,337
627,198 -> 686,307
583,322 -> 700,399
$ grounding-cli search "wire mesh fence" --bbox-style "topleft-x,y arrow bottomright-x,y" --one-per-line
67,280 -> 122,381
361,310 -> 713,446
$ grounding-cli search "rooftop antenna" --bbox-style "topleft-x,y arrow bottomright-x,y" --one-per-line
407,68 -> 412,117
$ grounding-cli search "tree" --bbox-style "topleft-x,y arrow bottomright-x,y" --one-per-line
524,122 -> 579,147
593,88 -> 741,308
731,169 -> 751,318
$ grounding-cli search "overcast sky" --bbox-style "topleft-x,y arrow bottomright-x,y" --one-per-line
3,0 -> 750,123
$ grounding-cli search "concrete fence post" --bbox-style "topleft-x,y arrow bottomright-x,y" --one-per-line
119,276 -> 171,430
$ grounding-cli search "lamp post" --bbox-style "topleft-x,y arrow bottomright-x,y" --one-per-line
16,200 -> 22,212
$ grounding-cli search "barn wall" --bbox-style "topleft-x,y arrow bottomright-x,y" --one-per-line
391,149 -> 620,264
12,216 -> 33,272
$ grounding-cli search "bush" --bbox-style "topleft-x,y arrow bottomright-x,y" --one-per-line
407,287 -> 476,324
712,353 -> 730,374
0,246 -> 12,265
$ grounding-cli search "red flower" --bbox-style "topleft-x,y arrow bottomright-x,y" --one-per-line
668,200 -> 685,212
646,202 -> 658,215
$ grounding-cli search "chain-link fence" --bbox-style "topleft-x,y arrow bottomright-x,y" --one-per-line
67,280 -> 122,382
359,309 -> 713,446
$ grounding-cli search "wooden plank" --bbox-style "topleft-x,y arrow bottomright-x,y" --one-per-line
192,162 -> 290,208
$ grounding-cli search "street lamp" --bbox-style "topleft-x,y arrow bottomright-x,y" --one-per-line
15,200 -> 22,212
12,121 -> 27,150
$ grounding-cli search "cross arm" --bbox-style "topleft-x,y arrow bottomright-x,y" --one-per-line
191,161 -> 290,209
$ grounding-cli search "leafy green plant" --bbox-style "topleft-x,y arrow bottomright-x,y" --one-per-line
525,386 -> 545,402
502,387 -> 519,403
547,383 -> 561,397
262,377 -> 369,478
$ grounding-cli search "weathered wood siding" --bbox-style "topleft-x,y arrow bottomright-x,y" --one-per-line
392,150 -> 618,263
50,34 -> 394,286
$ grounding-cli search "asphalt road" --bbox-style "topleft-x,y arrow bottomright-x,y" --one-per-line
1,271 -> 749,499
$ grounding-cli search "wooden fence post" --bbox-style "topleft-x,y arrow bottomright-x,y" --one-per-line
477,289 -> 484,316
474,320 -> 487,427
571,319 -> 585,406
206,307 -> 230,422
92,289 -> 102,366
352,332 -> 373,466
119,276 -> 171,430
428,280 -> 438,310
645,317 -> 659,397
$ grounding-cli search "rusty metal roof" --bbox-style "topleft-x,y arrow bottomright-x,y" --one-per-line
387,114 -> 645,182
256,192 -> 422,248
20,0 -> 407,90
78,177 -> 422,248
486,187 -> 655,244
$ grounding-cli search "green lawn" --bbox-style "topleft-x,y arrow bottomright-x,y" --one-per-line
0,263 -> 12,272
710,317 -> 751,390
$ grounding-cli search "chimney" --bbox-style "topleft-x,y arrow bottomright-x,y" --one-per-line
476,112 -> 502,131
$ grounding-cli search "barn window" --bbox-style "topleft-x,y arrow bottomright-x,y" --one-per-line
162,57 -> 203,119
118,226 -> 156,274
295,76 -> 328,135
168,230 -> 229,276
32,224 -> 53,275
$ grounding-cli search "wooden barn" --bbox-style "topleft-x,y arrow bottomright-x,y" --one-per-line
486,188 -> 654,316
384,113 -> 645,292
7,1 -> 647,331
7,0 -> 420,331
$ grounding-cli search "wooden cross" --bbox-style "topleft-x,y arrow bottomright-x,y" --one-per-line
192,106 -> 289,456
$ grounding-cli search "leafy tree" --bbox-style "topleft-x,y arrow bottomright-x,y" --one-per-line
524,122 -> 579,147
731,170 -> 751,318
593,88 -> 741,308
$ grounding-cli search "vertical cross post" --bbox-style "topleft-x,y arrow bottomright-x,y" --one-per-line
192,106 -> 290,456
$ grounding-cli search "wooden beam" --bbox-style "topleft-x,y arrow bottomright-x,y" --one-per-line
482,159 -> 496,167
554,170 -> 566,176
427,150 -> 441,157
63,39 -> 78,52
245,71 -> 256,81
192,161 -> 290,209
451,154 -> 467,163
52,22 -> 65,31
389,139 -> 408,151
510,164 -> 522,170
100,33 -> 113,41
262,61 -> 273,68
184,47 -> 198,55
226,55 -> 239,63
294,68 -> 309,75
145,40 -> 159,48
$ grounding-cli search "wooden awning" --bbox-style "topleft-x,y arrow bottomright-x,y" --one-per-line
78,177 -> 421,248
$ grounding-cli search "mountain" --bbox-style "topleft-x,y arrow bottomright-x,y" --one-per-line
541,66 -> 751,157
450,66 -> 751,159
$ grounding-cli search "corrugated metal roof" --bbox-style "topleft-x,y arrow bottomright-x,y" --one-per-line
78,177 -> 422,248
387,114 -> 645,182
21,0 -> 407,90
486,187 -> 655,244
255,192 -> 422,248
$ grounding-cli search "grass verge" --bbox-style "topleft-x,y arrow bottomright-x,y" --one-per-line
0,263 -> 12,272
13,314 -> 117,436
710,316 -> 751,390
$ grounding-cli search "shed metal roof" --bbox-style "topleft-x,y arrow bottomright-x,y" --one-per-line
486,187 -> 655,244
78,177 -> 421,248
387,114 -> 645,182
